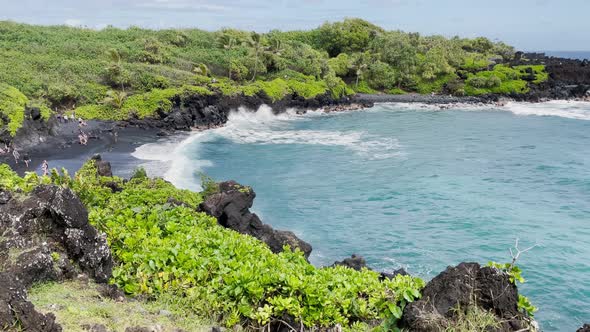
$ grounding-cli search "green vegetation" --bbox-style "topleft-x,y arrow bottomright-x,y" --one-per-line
464,64 -> 548,95
0,20 -> 548,135
0,83 -> 28,136
29,280 -> 211,332
1,161 -> 425,330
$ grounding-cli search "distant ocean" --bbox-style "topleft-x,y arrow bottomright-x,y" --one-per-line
542,51 -> 590,60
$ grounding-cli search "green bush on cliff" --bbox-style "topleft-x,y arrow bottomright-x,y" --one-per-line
8,161 -> 424,330
464,64 -> 547,95
0,83 -> 28,136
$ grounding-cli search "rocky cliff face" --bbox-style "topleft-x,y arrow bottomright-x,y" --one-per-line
199,181 -> 313,258
0,185 -> 114,331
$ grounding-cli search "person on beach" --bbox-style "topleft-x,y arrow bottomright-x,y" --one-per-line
78,131 -> 88,145
41,160 -> 49,176
23,154 -> 31,168
12,148 -> 20,164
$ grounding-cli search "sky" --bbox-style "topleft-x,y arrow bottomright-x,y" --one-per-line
1,0 -> 588,51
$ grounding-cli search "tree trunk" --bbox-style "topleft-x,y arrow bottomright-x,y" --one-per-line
228,57 -> 232,80
251,48 -> 259,81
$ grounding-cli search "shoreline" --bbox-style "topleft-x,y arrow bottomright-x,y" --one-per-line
2,94 -> 589,176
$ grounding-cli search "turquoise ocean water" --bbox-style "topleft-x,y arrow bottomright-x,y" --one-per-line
134,101 -> 590,331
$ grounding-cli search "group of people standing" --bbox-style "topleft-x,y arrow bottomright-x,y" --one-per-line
0,143 -> 50,175
0,143 -> 31,167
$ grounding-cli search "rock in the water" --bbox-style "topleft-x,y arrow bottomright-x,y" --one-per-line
0,185 -> 115,331
331,254 -> 408,280
401,262 -> 533,331
578,324 -> 590,332
332,254 -> 367,270
199,181 -> 312,258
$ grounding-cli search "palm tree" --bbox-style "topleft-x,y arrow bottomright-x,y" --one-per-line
104,90 -> 127,111
351,54 -> 368,88
217,33 -> 237,80
106,49 -> 125,91
193,63 -> 209,77
246,32 -> 264,81
267,38 -> 284,56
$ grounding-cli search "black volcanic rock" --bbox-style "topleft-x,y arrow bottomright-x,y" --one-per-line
0,185 -> 115,330
332,254 -> 408,280
401,262 -> 532,331
332,254 -> 367,271
577,324 -> 590,332
91,154 -> 113,177
199,181 -> 312,258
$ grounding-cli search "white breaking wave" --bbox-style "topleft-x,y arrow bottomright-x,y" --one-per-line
378,100 -> 590,121
503,100 -> 590,120
212,105 -> 403,160
131,104 -> 403,189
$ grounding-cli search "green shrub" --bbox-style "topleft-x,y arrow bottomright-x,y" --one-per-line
464,65 -> 532,95
352,81 -> 377,94
0,83 -> 28,135
258,78 -> 291,102
415,73 -> 457,94
387,87 -> 407,95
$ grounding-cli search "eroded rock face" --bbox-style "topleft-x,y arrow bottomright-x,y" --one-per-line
199,181 -> 312,258
401,262 -> 531,332
0,185 -> 114,330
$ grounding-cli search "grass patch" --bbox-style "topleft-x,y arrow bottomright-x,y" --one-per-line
29,280 -> 212,332
444,305 -> 500,332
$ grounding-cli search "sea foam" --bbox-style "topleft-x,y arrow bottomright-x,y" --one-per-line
131,104 -> 404,189
503,100 -> 590,120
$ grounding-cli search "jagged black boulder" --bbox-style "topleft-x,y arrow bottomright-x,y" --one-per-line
332,254 -> 408,280
91,154 -> 113,177
401,262 -> 532,331
199,181 -> 312,258
0,185 -> 114,331
332,254 -> 367,271
578,324 -> 590,332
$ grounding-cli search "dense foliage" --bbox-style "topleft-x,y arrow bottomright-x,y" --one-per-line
0,20 -> 547,131
0,162 -> 425,330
